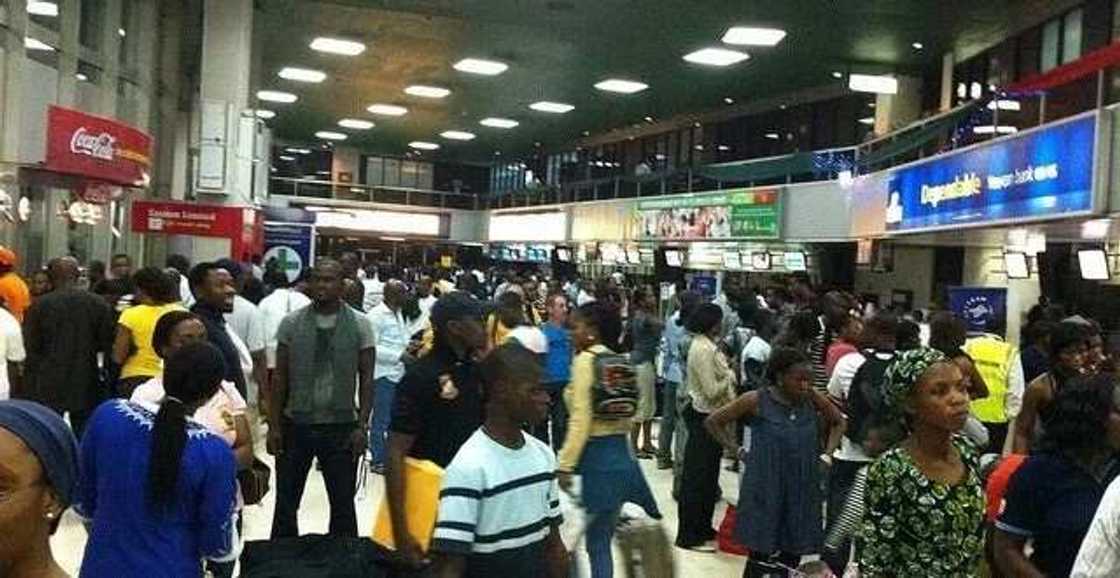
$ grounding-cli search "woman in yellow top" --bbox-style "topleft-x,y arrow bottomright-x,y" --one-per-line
558,300 -> 660,578
112,267 -> 184,396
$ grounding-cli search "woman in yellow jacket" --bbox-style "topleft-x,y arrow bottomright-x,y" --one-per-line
558,301 -> 660,578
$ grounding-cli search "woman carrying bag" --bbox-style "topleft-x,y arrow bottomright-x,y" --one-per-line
558,301 -> 661,578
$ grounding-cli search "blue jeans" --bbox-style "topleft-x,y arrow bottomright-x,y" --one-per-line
587,508 -> 621,578
369,377 -> 397,467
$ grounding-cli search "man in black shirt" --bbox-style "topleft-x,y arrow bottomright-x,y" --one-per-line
386,291 -> 488,567
22,257 -> 114,437
188,262 -> 247,397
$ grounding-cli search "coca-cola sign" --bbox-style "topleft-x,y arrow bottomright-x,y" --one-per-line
46,106 -> 152,187
70,128 -> 117,161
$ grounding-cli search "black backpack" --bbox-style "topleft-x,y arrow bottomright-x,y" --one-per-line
590,351 -> 640,419
846,351 -> 895,446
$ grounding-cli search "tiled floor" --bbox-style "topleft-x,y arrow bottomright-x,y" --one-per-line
53,423 -> 747,576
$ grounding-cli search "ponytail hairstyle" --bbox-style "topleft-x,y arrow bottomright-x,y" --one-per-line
148,342 -> 226,510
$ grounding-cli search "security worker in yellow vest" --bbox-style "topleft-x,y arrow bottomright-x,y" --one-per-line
964,321 -> 1026,455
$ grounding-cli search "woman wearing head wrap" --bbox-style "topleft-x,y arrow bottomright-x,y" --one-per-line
858,347 -> 986,577
0,400 -> 78,578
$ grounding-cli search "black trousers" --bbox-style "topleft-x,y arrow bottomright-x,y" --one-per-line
529,384 -> 568,450
983,421 -> 1009,455
822,458 -> 865,575
271,421 -> 359,539
676,405 -> 722,547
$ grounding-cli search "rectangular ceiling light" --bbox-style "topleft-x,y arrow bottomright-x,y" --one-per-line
764,132 -> 780,140
278,67 -> 326,83
858,116 -> 875,125
27,1 -> 59,17
404,85 -> 451,98
24,37 -> 55,51
410,141 -> 440,150
440,130 -> 476,141
257,90 -> 298,103
316,209 -> 441,236
987,99 -> 1022,111
682,47 -> 750,66
721,26 -> 787,46
848,74 -> 898,94
594,79 -> 649,94
338,118 -> 374,130
366,104 -> 408,116
973,125 -> 1018,135
453,58 -> 509,75
480,117 -> 519,129
278,155 -> 296,161
315,131 -> 347,140
253,109 -> 276,119
488,212 -> 567,242
285,147 -> 311,154
529,101 -> 574,113
309,37 -> 366,56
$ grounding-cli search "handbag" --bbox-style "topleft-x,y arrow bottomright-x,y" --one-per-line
717,504 -> 750,556
238,457 -> 272,506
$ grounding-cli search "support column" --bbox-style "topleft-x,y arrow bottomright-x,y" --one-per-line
874,75 -> 923,136
196,0 -> 254,205
0,0 -> 29,163
940,52 -> 956,112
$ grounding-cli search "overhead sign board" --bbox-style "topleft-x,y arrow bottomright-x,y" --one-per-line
264,222 -> 315,283
636,188 -> 781,240
45,105 -> 153,187
885,114 -> 1097,232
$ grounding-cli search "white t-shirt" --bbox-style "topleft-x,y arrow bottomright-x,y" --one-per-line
506,325 -> 548,355
0,308 -> 25,399
362,277 -> 385,311
432,429 -> 562,561
828,350 -> 875,463
258,288 -> 311,369
224,295 -> 266,354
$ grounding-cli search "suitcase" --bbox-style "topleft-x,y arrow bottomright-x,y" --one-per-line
614,517 -> 675,578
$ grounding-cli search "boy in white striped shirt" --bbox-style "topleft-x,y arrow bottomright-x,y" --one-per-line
431,343 -> 569,578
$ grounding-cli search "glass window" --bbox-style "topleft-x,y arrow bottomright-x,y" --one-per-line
383,158 -> 401,187
118,0 -> 136,71
400,160 -> 419,188
1062,8 -> 1083,64
1114,0 -> 1120,41
27,0 -> 61,32
366,156 -> 383,186
417,162 -> 433,189
76,61 -> 103,112
1041,18 -> 1060,72
79,0 -> 104,51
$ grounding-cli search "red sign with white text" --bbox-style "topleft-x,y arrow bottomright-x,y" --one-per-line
45,106 -> 153,187
131,200 -> 261,260
131,200 -> 244,237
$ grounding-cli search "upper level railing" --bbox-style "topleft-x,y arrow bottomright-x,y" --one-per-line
269,177 -> 480,210
270,41 -> 1120,212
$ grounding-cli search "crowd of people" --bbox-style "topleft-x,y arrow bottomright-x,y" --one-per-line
4,247 -> 1120,577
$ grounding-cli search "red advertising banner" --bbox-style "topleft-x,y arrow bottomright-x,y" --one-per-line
132,200 -> 244,237
131,200 -> 261,260
45,106 -> 153,187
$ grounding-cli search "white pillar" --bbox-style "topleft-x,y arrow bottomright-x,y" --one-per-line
874,75 -> 923,136
196,0 -> 255,205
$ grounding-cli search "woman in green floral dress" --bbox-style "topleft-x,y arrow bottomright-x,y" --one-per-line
858,347 -> 986,577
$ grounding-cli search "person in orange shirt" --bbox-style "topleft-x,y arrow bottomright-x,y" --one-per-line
0,248 -> 30,322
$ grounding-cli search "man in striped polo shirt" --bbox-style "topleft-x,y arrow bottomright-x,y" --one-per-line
431,343 -> 568,578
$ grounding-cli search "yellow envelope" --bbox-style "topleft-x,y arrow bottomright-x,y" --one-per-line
372,458 -> 445,552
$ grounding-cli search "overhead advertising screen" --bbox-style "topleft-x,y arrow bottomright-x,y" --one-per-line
636,188 -> 781,240
884,114 -> 1096,233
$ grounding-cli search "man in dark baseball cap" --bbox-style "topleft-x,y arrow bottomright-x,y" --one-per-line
384,291 -> 488,567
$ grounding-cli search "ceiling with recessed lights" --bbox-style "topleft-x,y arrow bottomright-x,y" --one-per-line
255,0 -> 1067,164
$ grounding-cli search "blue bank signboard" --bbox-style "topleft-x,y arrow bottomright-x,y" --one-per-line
884,114 -> 1097,232
263,222 -> 315,283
